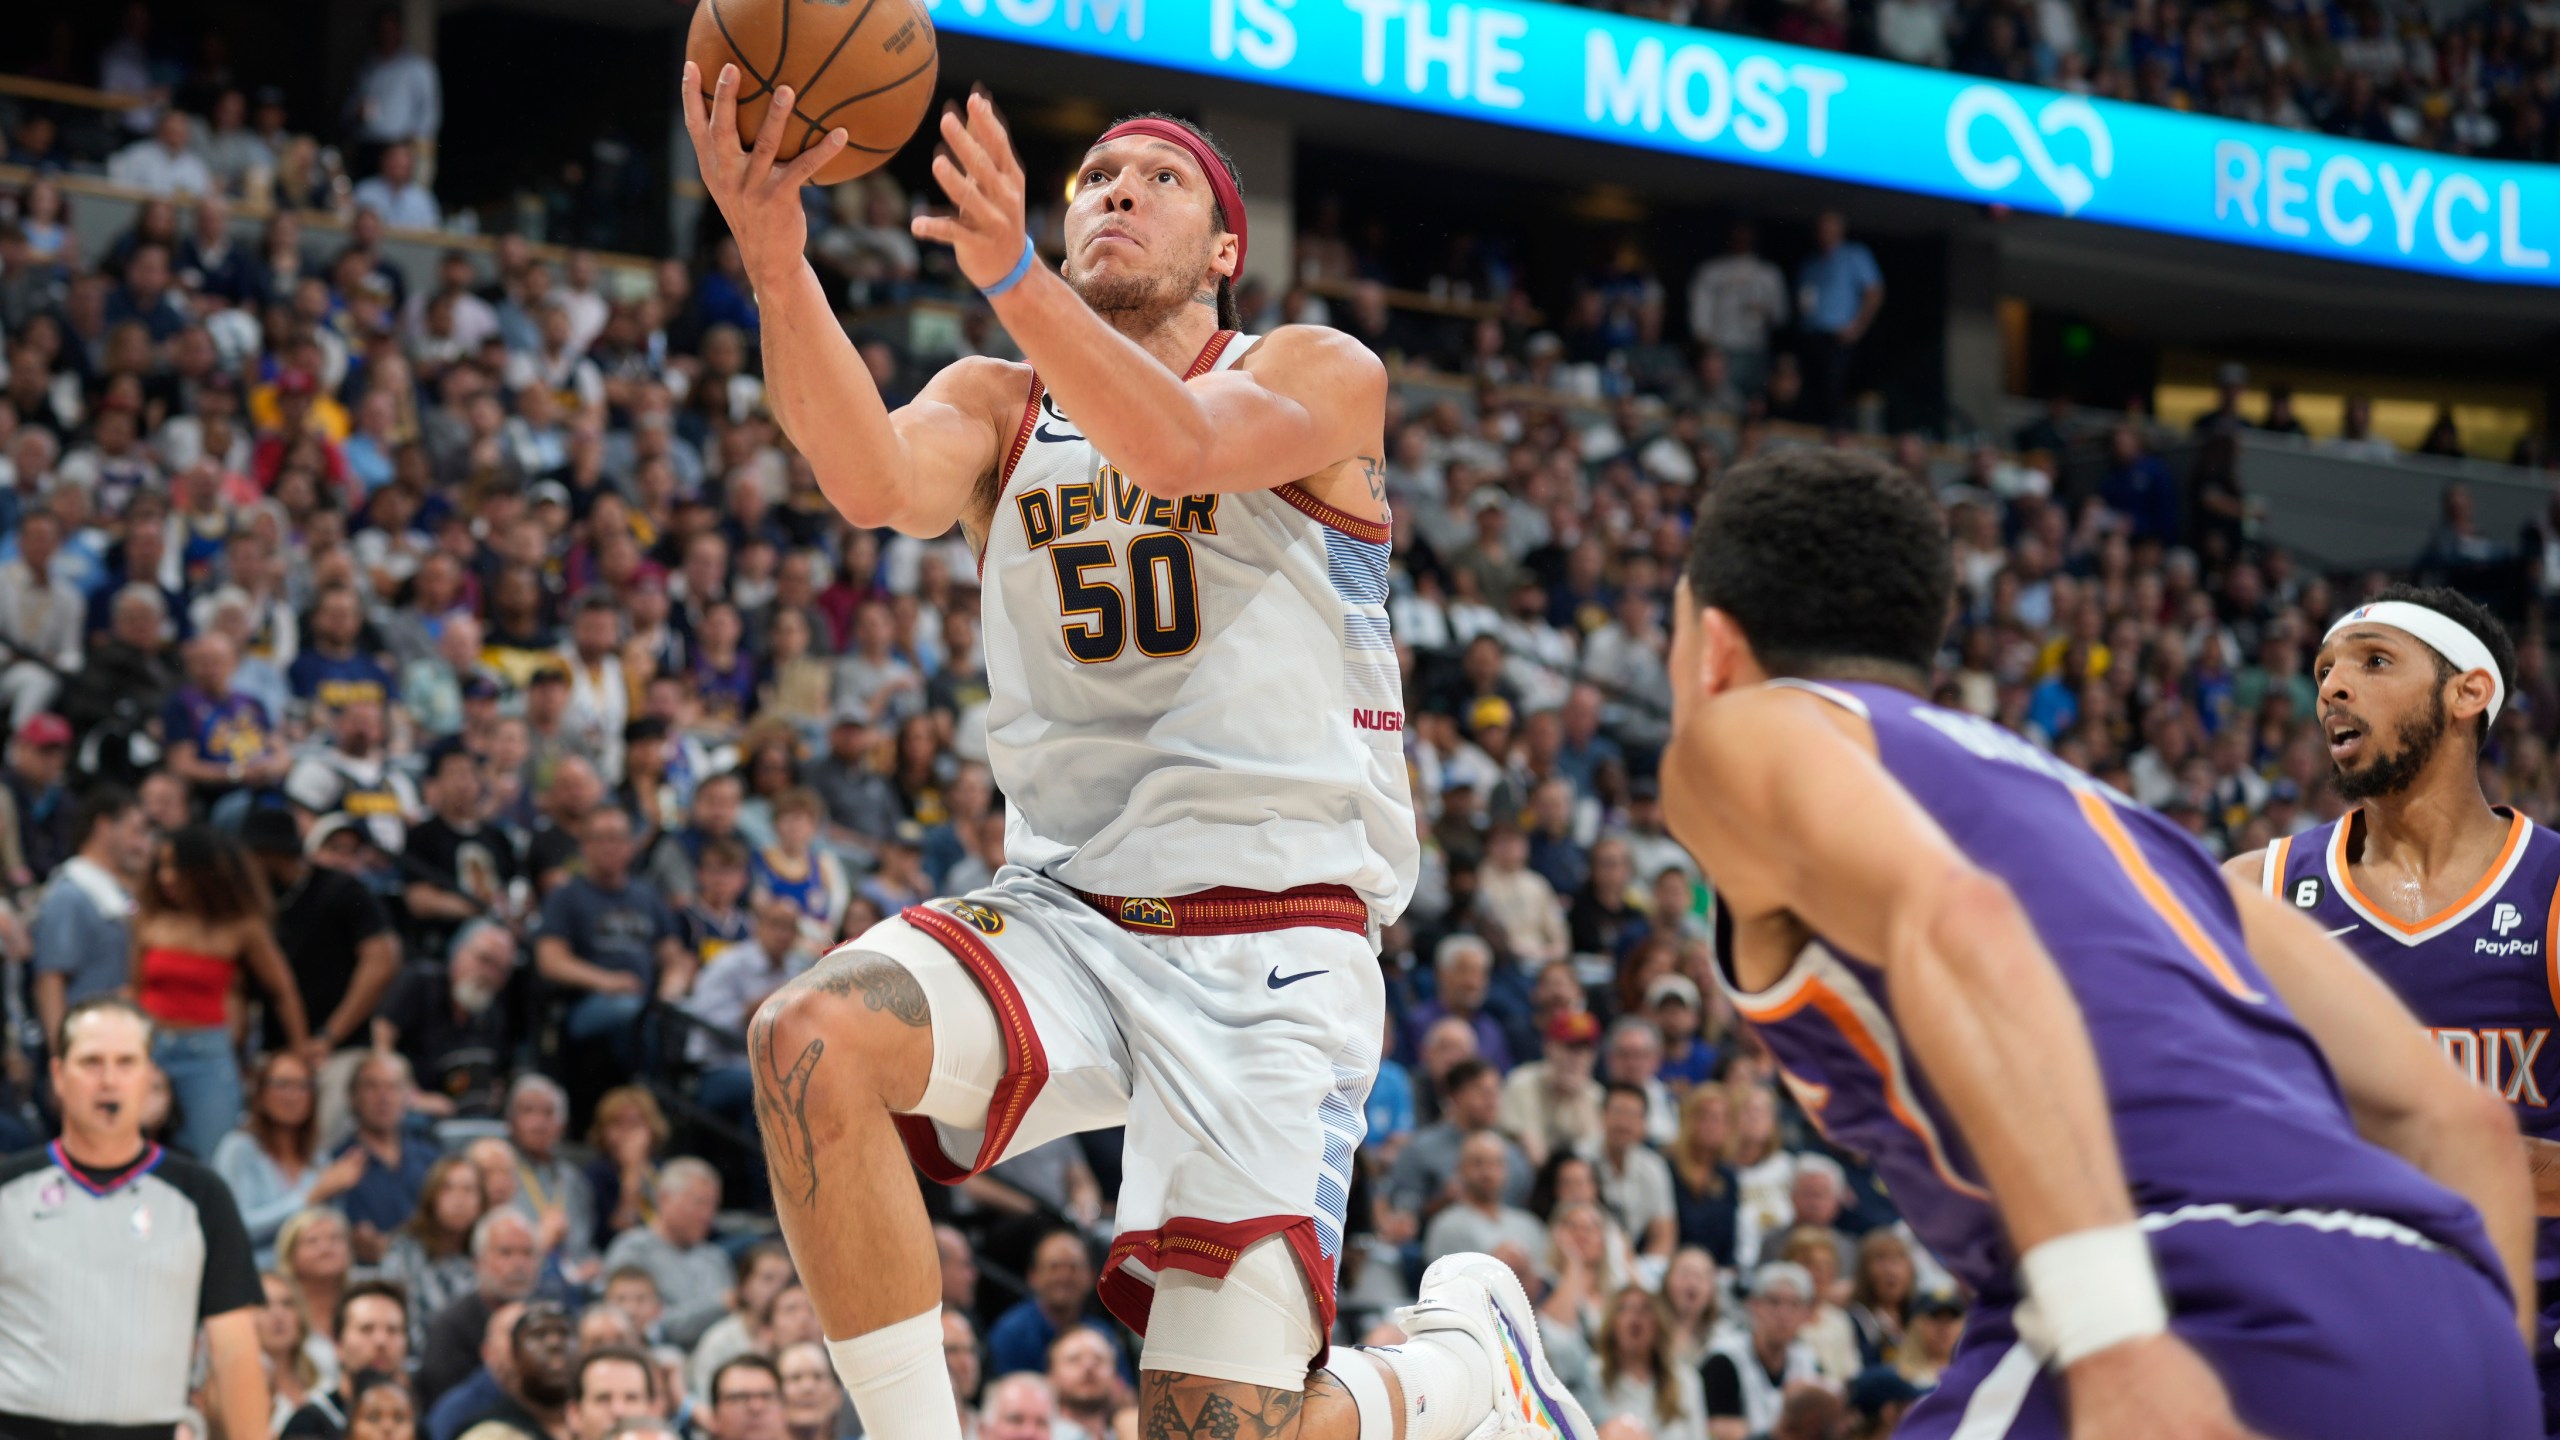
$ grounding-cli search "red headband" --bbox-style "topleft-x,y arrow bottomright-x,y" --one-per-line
1094,118 -> 1247,279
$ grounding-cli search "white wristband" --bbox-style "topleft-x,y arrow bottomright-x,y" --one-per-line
2016,1223 -> 2169,1366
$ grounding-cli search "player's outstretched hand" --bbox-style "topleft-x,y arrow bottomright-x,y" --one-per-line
679,61 -> 849,281
2066,1335 -> 2267,1440
913,90 -> 1030,290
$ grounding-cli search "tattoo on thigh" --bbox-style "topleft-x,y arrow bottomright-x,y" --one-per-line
808,949 -> 931,1028
1139,1374 -> 1342,1440
748,1007 -> 825,1208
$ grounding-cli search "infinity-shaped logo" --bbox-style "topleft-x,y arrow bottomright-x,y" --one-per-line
1947,86 -> 2114,215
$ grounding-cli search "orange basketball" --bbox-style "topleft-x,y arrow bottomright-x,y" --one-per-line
686,0 -> 938,186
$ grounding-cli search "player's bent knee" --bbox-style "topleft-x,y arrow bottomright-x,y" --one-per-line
748,949 -> 937,1112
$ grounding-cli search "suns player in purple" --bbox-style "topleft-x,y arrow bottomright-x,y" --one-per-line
1663,449 -> 2537,1440
2228,585 -> 2560,1432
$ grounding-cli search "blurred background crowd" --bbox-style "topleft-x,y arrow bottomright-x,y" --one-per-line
2,4 -> 2558,1440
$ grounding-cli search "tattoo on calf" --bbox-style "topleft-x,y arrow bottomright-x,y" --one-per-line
1139,1374 -> 1339,1440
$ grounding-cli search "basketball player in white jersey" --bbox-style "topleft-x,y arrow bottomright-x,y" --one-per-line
681,66 -> 1592,1440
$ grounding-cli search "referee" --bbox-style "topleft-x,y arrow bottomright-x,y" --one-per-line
0,998 -> 267,1440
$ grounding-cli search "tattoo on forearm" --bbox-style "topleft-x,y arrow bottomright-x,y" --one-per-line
809,949 -> 932,1027
748,1006 -> 825,1208
1139,1374 -> 1342,1439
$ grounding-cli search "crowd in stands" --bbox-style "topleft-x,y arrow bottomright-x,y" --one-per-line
3,9 -> 2560,1440
1571,0 -> 2560,161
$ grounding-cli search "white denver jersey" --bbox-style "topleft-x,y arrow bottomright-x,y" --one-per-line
977,330 -> 1418,924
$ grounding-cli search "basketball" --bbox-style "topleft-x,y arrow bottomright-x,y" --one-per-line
685,0 -> 938,186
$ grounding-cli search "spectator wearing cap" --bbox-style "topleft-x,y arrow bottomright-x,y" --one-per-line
5,710 -> 78,881
1403,932 -> 1515,1072
1585,1082 -> 1678,1260
27,785 -> 148,1060
1500,1009 -> 1604,1168
1647,974 -> 1716,1087
0,510 -> 84,730
1897,1293 -> 1965,1386
1845,1365 -> 1925,1440
1704,1262 -> 1825,1440
241,807 -> 403,1097
2192,362 -> 2251,437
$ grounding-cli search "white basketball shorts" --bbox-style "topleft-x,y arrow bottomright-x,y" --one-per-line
842,864 -> 1384,1362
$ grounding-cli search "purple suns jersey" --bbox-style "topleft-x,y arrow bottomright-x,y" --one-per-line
1708,680 -> 2504,1305
2266,811 -> 2560,1289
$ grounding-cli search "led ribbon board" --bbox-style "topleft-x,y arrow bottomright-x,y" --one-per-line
925,0 -> 2560,285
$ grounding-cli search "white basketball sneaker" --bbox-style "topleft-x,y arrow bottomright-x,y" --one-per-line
1393,1253 -> 1597,1440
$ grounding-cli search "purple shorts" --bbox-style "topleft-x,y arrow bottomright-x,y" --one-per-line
1898,1212 -> 2538,1440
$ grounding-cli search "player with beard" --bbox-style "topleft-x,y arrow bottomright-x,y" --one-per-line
684,62 -> 1584,1440
2228,583 -> 2560,1429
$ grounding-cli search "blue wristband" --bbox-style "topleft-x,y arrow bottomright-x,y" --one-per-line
980,235 -> 1038,299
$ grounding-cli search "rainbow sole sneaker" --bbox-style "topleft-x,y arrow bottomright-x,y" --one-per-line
1394,1253 -> 1596,1440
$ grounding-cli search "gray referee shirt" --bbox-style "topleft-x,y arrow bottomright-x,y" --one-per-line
0,1142 -> 262,1425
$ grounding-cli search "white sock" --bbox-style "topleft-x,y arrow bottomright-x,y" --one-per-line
1320,1349 -> 1394,1440
1362,1331 -> 1492,1440
826,1308 -> 960,1440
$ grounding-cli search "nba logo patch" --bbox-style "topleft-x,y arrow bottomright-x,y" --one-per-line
1120,896 -> 1178,931
933,899 -> 1006,936
131,1205 -> 152,1239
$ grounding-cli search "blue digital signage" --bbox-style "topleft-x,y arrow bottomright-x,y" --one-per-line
923,0 -> 2560,285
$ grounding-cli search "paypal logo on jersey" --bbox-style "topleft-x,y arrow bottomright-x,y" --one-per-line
1947,87 -> 2113,215
2478,902 -> 2539,956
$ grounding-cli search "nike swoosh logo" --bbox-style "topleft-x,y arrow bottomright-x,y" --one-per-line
1267,967 -> 1324,990
2326,924 -> 2361,937
1034,422 -> 1086,444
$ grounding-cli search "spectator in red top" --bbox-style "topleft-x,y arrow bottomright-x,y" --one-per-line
253,370 -> 353,499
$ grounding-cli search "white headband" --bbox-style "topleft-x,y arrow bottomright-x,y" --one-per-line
2322,601 -> 2505,724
